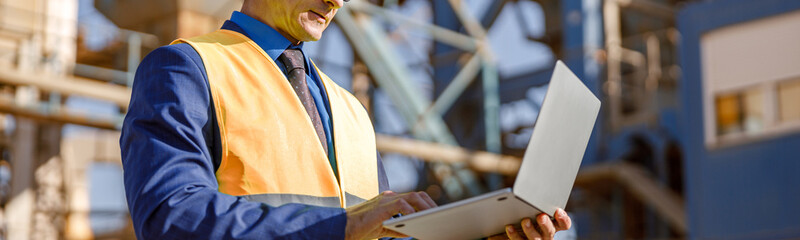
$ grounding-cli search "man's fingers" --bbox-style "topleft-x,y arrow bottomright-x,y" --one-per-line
418,191 -> 438,208
537,214 -> 557,240
381,190 -> 396,196
390,198 -> 416,216
554,209 -> 572,231
505,225 -> 525,240
521,218 -> 542,239
401,192 -> 434,211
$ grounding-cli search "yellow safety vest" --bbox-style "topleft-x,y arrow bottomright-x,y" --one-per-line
171,30 -> 378,208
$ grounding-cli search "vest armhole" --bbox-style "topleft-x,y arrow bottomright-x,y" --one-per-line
171,41 -> 224,173
208,87 -> 223,173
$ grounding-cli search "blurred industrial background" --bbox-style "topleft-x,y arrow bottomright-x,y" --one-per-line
0,0 -> 798,239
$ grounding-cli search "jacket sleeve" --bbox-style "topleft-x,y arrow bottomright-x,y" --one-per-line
120,44 -> 346,239
377,151 -> 390,193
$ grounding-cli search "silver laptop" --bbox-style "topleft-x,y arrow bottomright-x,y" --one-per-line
382,61 -> 601,240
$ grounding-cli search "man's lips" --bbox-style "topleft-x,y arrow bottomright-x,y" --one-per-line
310,10 -> 328,23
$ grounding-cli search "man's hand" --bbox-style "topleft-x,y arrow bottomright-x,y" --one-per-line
488,208 -> 572,240
345,191 -> 437,240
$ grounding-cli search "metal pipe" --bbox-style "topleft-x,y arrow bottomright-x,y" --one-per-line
575,162 -> 687,235
354,12 -> 457,144
335,12 -> 417,125
376,134 -> 521,175
119,30 -> 159,47
645,33 -> 661,92
127,33 -> 142,87
604,0 -> 623,131
376,139 -> 690,234
446,0 -> 488,39
615,0 -> 673,19
620,47 -> 648,94
336,9 -> 484,198
376,129 -> 688,237
445,0 -> 500,152
347,0 -> 478,52
358,12 -> 487,196
620,47 -> 645,70
481,59 -> 503,190
413,54 -> 481,132
0,67 -> 131,109
73,64 -> 129,85
447,0 -> 503,190
481,60 -> 500,154
0,99 -> 120,130
446,0 -> 494,61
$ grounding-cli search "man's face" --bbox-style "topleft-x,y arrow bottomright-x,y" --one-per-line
267,0 -> 343,42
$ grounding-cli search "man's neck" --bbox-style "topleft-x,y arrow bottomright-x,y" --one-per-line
240,8 -> 301,45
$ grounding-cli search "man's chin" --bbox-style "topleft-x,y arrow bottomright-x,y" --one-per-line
299,32 -> 323,42
296,24 -> 326,42
306,35 -> 322,42
284,23 -> 324,43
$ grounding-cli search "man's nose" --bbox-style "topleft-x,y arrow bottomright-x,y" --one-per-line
325,0 -> 344,9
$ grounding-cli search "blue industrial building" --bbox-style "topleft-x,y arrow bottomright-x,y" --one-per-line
558,0 -> 800,238
677,0 -> 800,238
429,0 -> 800,239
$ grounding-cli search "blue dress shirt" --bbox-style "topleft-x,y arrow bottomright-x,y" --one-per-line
120,12 -> 389,239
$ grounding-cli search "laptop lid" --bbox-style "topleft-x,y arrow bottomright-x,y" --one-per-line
512,61 -> 601,216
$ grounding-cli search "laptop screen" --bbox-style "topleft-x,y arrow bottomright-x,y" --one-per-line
512,61 -> 601,216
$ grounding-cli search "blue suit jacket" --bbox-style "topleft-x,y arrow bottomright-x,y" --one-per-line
120,21 -> 390,239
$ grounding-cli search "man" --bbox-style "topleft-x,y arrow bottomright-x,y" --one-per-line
120,0 -> 571,239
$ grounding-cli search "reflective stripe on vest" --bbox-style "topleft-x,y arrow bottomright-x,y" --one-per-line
241,192 -> 369,208
171,30 -> 378,208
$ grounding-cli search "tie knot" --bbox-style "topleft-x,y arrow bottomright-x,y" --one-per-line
278,49 -> 305,73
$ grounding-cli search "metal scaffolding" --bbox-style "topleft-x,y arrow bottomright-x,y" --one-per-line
0,0 -> 697,238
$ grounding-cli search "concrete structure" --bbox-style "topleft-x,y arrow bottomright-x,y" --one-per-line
0,0 -> 131,239
94,0 -> 242,45
0,0 -> 78,239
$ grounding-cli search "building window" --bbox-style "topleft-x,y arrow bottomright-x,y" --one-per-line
716,89 -> 764,135
700,9 -> 800,148
778,79 -> 800,123
715,89 -> 764,136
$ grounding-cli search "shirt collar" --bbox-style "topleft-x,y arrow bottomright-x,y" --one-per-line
229,11 -> 307,64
